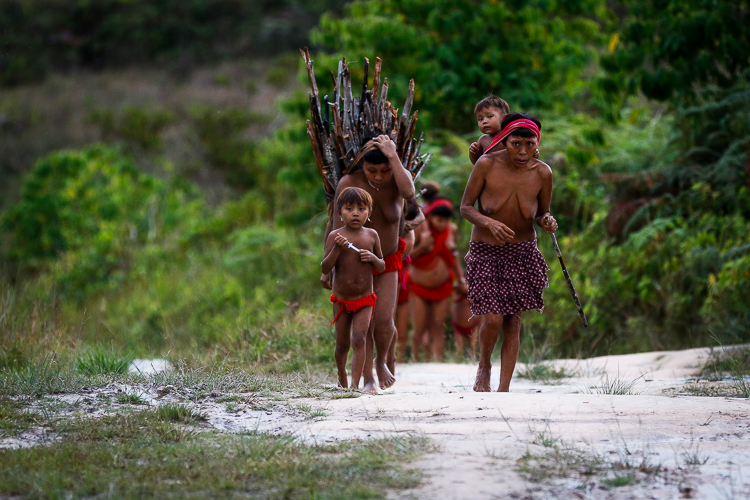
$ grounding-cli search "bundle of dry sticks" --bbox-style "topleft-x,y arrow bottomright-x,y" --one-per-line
300,48 -> 432,204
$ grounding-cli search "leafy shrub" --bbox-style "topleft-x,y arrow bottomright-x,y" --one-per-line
1,145 -> 204,298
0,0 -> 349,86
86,107 -> 176,150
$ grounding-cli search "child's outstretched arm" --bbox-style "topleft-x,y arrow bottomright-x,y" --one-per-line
359,231 -> 385,273
322,232 -> 348,274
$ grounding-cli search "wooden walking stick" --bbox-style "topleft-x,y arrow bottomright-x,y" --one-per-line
544,216 -> 589,327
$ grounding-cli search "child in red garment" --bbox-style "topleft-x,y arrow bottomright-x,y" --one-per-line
409,198 -> 468,361
322,187 -> 386,389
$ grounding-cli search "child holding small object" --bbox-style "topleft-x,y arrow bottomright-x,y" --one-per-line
322,187 -> 386,389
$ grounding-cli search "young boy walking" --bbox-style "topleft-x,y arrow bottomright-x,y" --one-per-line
322,187 -> 385,389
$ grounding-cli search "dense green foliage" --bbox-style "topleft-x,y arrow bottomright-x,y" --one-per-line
602,0 -> 750,103
313,0 -> 613,129
0,0 -> 748,372
0,0 -> 348,86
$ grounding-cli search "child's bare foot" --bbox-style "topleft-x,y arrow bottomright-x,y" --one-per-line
337,369 -> 349,389
362,380 -> 378,394
376,363 -> 396,390
386,353 -> 396,376
473,366 -> 491,392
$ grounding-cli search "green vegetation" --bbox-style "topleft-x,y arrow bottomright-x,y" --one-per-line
0,404 -> 431,499
0,0 -> 749,384
0,0 -> 349,86
586,373 -> 642,396
518,436 -> 661,491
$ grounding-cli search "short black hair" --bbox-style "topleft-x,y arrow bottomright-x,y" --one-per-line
429,205 -> 453,218
419,181 -> 441,204
405,198 -> 420,221
361,137 -> 389,165
474,95 -> 510,115
500,112 -> 541,143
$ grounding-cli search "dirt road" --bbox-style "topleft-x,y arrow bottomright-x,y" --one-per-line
218,347 -> 750,499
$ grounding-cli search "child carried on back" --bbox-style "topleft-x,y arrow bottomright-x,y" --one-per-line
322,187 -> 385,389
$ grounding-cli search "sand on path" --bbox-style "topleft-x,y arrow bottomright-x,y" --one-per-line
218,347 -> 750,499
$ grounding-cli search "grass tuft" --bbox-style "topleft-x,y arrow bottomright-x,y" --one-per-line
518,362 -> 579,384
0,407 -> 432,499
76,351 -> 132,376
156,403 -> 206,423
115,392 -> 148,405
586,372 -> 642,395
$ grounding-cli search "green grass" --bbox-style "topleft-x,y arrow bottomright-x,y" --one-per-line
156,403 -> 206,423
680,383 -> 748,398
75,350 -> 132,376
0,407 -> 433,499
699,346 -> 750,381
517,362 -> 579,384
115,392 -> 148,405
518,431 -> 661,491
0,398 -> 39,438
601,473 -> 637,488
586,372 -> 643,395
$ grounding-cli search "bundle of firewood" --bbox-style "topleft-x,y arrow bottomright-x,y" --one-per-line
300,48 -> 431,204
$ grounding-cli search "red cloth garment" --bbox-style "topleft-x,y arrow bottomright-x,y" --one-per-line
424,198 -> 453,215
409,222 -> 456,302
408,273 -> 454,302
330,293 -> 377,325
452,319 -> 476,337
412,225 -> 456,271
374,237 -> 407,276
485,119 -> 541,154
397,259 -> 411,305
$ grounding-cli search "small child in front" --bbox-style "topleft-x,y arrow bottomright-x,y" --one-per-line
322,187 -> 385,389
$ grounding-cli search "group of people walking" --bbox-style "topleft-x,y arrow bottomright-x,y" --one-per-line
321,96 -> 558,394
394,182 -> 478,364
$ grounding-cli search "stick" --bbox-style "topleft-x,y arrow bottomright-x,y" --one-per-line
544,217 -> 589,327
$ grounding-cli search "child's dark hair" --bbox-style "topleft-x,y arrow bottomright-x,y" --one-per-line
361,137 -> 389,165
500,112 -> 542,143
336,186 -> 373,213
405,198 -> 420,221
419,180 -> 441,204
474,95 -> 510,116
426,197 -> 454,218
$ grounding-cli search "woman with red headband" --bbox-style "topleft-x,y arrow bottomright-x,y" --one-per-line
409,197 -> 468,361
460,112 -> 558,392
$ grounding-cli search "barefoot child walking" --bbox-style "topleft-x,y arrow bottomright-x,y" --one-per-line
322,187 -> 386,389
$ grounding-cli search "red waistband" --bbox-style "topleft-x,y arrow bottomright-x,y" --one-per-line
451,319 -> 476,337
408,273 -> 454,302
373,237 -> 407,276
330,293 -> 377,325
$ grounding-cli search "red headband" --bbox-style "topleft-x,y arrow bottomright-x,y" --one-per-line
485,119 -> 541,153
424,198 -> 453,215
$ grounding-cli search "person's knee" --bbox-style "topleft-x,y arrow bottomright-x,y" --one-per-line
351,334 -> 366,351
483,314 -> 503,331
335,341 -> 350,356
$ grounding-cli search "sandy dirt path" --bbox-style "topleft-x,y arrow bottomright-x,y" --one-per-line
216,347 -> 750,499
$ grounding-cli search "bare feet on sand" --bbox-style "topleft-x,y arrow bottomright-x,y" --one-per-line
473,366 -> 491,392
362,380 -> 378,395
376,363 -> 396,390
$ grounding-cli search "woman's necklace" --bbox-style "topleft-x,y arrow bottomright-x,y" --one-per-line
368,180 -> 379,191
